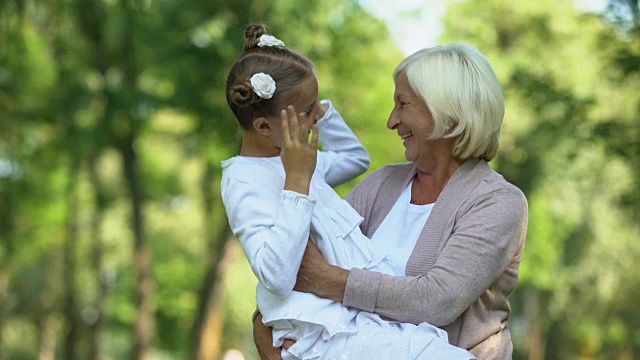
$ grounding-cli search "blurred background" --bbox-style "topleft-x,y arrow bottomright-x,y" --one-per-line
0,0 -> 638,359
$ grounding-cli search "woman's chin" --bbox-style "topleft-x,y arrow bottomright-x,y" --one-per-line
404,152 -> 416,163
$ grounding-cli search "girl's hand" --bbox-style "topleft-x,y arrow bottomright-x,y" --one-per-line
281,105 -> 319,195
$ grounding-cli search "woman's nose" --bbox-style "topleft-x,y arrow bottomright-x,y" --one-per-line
387,108 -> 400,129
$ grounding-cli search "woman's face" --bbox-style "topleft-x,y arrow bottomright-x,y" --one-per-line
387,71 -> 436,164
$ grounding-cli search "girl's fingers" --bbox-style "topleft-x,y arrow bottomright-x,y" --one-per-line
299,122 -> 311,143
309,124 -> 319,150
281,109 -> 291,145
299,113 -> 319,143
283,105 -> 318,147
298,112 -> 309,142
287,106 -> 299,142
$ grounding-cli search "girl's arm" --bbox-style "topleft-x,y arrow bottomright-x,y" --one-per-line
316,100 -> 370,187
221,107 -> 319,298
223,177 -> 315,298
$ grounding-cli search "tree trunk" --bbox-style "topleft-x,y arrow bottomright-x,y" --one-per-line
121,135 -> 155,360
0,182 -> 13,360
190,163 -> 232,360
63,158 -> 81,360
50,0 -> 82,354
0,4 -> 21,360
0,263 -> 10,360
117,0 -> 155,358
525,288 -> 546,360
191,231 -> 233,360
38,311 -> 57,360
38,249 -> 60,360
76,7 -> 113,358
88,156 -> 108,360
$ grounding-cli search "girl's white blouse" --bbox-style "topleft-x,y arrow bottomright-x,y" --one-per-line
221,100 -> 378,339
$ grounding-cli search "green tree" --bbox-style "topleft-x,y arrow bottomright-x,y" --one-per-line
0,0 -> 404,359
442,0 -> 640,358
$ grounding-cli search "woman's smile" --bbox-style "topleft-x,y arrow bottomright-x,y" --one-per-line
400,131 -> 414,140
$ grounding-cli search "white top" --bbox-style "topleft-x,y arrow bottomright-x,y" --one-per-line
221,99 -> 379,337
371,182 -> 434,276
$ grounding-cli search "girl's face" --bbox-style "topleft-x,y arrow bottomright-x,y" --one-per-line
270,75 -> 323,151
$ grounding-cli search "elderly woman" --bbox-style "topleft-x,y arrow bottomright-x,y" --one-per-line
254,42 -> 528,360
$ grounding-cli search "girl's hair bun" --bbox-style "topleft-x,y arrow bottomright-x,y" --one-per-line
243,24 -> 268,51
226,23 -> 314,129
228,76 -> 260,107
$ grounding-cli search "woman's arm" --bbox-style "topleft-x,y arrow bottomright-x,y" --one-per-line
316,100 -> 370,187
295,241 -> 349,302
253,312 -> 298,359
253,313 -> 282,360
343,190 -> 527,326
296,190 -> 527,326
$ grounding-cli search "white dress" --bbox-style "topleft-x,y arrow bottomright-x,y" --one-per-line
221,100 -> 475,360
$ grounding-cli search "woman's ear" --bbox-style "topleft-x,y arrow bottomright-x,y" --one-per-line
445,119 -> 459,136
252,116 -> 272,136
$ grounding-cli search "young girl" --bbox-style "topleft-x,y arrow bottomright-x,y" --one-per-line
221,24 -> 475,360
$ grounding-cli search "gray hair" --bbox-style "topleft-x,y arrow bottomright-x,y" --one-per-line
394,42 -> 505,161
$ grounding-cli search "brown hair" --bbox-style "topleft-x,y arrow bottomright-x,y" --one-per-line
226,24 -> 315,129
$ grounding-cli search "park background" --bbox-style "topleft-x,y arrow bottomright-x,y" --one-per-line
1,0 -> 639,359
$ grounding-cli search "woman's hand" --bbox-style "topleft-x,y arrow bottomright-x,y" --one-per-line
281,105 -> 319,195
295,241 -> 350,302
253,313 -> 282,360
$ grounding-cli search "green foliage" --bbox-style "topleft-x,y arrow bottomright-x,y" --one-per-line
0,0 -> 402,358
1,0 -> 638,359
443,0 -> 640,358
